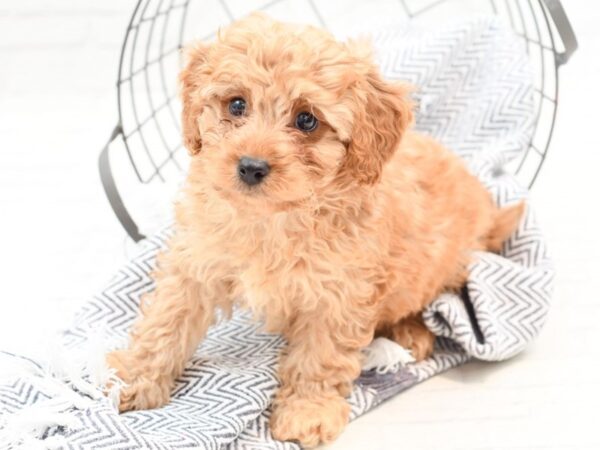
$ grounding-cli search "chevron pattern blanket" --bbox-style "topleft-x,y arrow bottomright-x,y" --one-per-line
0,18 -> 553,449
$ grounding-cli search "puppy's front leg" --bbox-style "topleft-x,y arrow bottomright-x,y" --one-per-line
270,315 -> 371,447
107,249 -> 218,412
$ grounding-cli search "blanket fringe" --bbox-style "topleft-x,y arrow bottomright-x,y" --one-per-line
0,330 -> 123,448
362,337 -> 416,373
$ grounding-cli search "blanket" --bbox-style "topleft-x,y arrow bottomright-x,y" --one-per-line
0,18 -> 554,450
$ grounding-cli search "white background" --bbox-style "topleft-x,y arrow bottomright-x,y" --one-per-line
0,1 -> 599,448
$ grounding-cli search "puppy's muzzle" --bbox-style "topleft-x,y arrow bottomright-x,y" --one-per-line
238,156 -> 270,186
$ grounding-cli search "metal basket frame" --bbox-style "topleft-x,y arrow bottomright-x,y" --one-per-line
99,0 -> 577,242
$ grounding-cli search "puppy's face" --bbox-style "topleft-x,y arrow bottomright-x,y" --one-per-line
180,14 -> 412,213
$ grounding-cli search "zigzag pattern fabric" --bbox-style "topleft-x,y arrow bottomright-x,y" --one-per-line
0,18 -> 553,449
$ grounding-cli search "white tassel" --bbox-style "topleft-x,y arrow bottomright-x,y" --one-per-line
362,337 -> 416,373
44,328 -> 125,406
0,405 -> 76,449
0,329 -> 125,448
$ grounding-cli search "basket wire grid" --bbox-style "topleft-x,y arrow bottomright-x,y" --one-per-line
99,0 -> 577,242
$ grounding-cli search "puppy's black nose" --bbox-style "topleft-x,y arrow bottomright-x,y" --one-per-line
238,156 -> 270,186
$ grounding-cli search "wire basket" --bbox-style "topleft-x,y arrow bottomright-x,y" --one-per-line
99,0 -> 577,242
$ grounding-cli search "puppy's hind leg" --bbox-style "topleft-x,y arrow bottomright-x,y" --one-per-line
378,314 -> 436,362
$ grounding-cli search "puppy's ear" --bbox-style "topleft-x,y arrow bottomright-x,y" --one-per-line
179,43 -> 211,156
344,46 -> 413,184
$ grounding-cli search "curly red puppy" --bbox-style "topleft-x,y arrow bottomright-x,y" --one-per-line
107,14 -> 523,447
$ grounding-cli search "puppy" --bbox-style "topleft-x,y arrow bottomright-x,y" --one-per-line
107,13 -> 524,447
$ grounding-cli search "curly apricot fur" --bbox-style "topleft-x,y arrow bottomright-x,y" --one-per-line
107,14 -> 524,447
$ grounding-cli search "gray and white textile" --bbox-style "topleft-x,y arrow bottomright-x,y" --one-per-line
0,18 -> 554,449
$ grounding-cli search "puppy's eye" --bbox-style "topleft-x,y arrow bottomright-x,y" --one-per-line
229,97 -> 247,117
295,112 -> 319,132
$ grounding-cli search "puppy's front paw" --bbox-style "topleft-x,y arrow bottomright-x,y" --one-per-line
118,376 -> 171,412
270,393 -> 349,448
106,350 -> 172,412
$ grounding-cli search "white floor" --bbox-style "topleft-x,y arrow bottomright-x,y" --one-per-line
1,1 -> 599,449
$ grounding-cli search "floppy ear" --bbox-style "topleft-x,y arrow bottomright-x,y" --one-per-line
345,68 -> 413,185
179,43 -> 211,156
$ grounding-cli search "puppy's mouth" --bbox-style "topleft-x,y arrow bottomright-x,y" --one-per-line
212,180 -> 313,214
214,176 -> 268,198
212,179 -> 269,205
